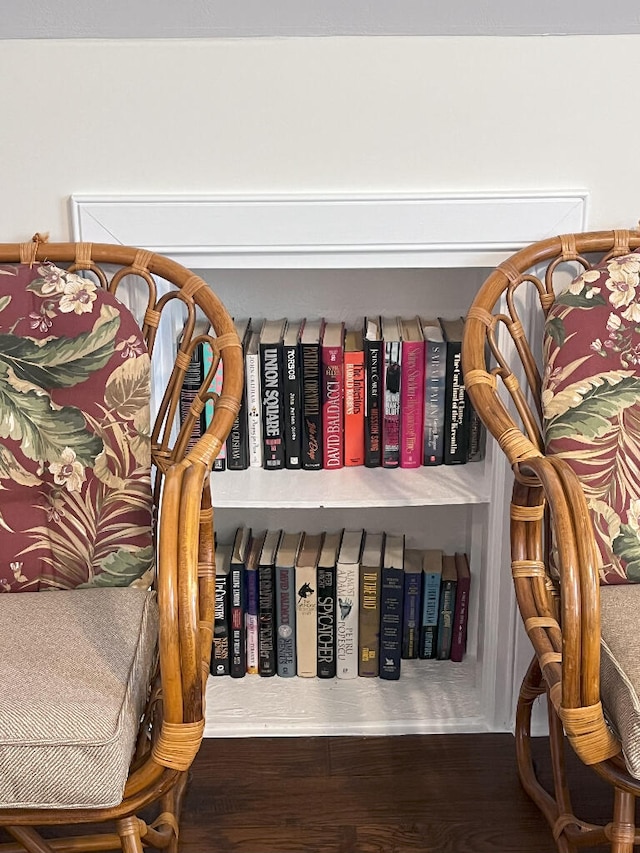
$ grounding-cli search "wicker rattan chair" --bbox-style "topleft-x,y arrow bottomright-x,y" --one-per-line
0,237 -> 243,853
463,229 -> 640,853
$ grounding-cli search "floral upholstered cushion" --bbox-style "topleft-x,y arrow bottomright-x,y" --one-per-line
0,263 -> 153,591
543,250 -> 640,584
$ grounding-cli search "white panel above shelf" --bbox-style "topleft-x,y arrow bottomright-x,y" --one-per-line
205,658 -> 484,738
210,462 -> 489,508
70,191 -> 588,269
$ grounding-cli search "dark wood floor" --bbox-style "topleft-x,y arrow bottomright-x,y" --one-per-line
180,733 -> 616,853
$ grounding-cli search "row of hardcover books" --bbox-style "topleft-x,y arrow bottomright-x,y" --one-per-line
180,314 -> 485,471
211,526 -> 471,681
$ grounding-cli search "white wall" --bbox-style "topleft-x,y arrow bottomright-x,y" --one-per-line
1,35 -> 639,240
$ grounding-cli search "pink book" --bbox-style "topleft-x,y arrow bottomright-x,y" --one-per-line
399,317 -> 425,468
321,321 -> 345,469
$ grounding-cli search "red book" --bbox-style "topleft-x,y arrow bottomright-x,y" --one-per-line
344,329 -> 365,467
399,317 -> 425,468
321,322 -> 345,469
450,553 -> 471,662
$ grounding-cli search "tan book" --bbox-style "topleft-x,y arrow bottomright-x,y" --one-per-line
358,531 -> 384,677
336,529 -> 364,679
295,532 -> 324,677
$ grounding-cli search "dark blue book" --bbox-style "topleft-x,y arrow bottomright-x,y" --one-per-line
244,531 -> 265,675
275,531 -> 301,677
229,526 -> 251,678
258,529 -> 281,677
401,549 -> 422,659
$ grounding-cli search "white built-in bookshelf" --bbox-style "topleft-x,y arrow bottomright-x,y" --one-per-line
72,191 -> 588,738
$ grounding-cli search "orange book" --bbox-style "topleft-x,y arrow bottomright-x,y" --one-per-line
344,329 -> 365,466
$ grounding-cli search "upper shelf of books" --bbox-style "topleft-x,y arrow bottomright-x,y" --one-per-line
210,462 -> 489,509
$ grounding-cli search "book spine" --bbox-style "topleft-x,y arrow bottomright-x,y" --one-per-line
466,402 -> 486,463
436,578 -> 457,660
344,350 -> 365,466
295,565 -> 318,677
317,565 -> 337,678
245,349 -> 263,468
322,343 -> 344,469
179,339 -> 206,452
423,336 -> 447,465
275,565 -> 297,677
210,357 -> 226,471
443,339 -> 468,465
260,341 -> 286,469
419,572 -> 442,660
450,572 -> 471,663
211,571 -> 230,676
226,354 -> 249,470
401,572 -> 421,659
400,339 -> 425,468
258,563 -> 276,676
245,568 -> 259,674
283,338 -> 303,469
358,564 -> 381,677
382,340 -> 401,468
379,566 -> 403,680
301,342 -> 323,470
336,562 -> 359,679
364,338 -> 382,467
229,563 -> 246,678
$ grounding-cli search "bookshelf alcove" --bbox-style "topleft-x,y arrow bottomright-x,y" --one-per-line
71,191 -> 587,737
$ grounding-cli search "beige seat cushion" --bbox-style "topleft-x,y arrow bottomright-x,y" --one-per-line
600,584 -> 640,778
0,588 -> 158,809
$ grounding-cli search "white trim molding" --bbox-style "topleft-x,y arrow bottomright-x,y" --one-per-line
70,191 -> 588,269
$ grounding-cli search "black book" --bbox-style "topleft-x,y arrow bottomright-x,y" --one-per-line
381,316 -> 402,469
225,318 -> 251,470
177,318 -> 209,453
363,316 -> 382,468
211,543 -> 232,676
259,318 -> 287,469
380,533 -> 404,680
316,529 -> 342,679
300,318 -> 325,471
401,549 -> 422,660
436,555 -> 458,660
229,526 -> 251,678
439,317 -> 469,465
283,319 -> 304,470
258,529 -> 281,676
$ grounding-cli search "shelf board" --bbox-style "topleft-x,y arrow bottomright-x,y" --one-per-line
211,462 -> 489,509
204,658 -> 486,738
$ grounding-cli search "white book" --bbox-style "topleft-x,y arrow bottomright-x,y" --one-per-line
336,529 -> 364,680
245,329 -> 263,468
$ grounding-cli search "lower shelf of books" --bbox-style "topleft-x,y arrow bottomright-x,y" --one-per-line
204,657 -> 487,738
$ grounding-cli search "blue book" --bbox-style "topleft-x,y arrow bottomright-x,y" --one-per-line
401,549 -> 422,659
436,555 -> 458,660
419,549 -> 443,659
244,531 -> 265,675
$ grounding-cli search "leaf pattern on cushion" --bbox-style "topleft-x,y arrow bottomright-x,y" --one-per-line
0,263 -> 153,592
543,249 -> 640,584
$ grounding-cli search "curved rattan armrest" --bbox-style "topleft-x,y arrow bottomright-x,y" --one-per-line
511,453 -> 620,765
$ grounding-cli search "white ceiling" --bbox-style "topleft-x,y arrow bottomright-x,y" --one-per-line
3,0 -> 640,39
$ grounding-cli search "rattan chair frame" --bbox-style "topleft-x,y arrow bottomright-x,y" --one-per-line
0,239 -> 244,853
463,229 -> 640,853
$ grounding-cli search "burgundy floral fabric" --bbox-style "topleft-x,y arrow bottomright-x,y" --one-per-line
0,263 -> 153,591
543,250 -> 640,584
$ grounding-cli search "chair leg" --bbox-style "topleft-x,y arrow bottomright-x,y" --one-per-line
607,788 -> 636,853
159,770 -> 189,853
116,817 -> 144,853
